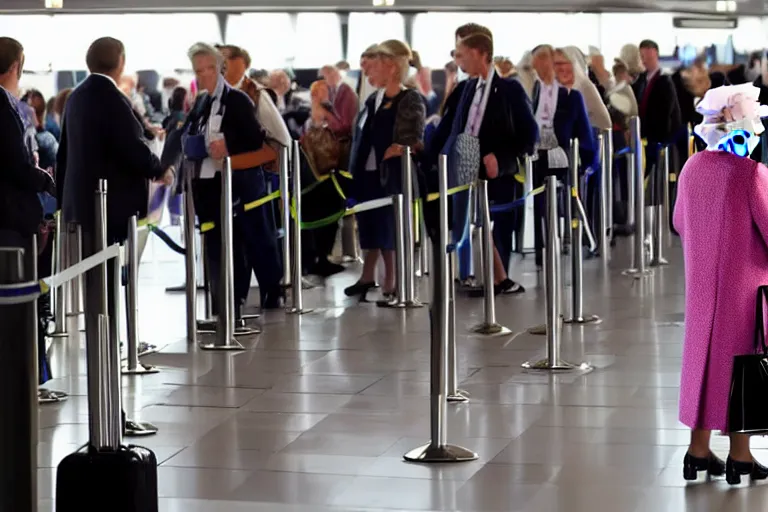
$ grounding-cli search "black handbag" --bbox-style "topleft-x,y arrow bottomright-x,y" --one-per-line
727,285 -> 768,434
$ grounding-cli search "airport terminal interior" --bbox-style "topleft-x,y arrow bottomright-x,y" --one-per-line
5,0 -> 768,510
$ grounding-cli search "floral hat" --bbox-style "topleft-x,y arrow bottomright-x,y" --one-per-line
694,83 -> 768,153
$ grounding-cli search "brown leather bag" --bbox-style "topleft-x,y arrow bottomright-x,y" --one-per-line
301,126 -> 351,180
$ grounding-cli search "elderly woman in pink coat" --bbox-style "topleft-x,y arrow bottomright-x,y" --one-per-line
676,83 -> 768,485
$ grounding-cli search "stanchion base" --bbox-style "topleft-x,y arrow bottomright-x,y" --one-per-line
125,420 -> 158,437
403,443 -> 479,463
165,284 -> 205,293
622,268 -> 653,279
472,323 -> 512,336
122,363 -> 160,375
522,359 -> 593,372
199,338 -> 245,351
564,314 -> 602,325
286,307 -> 315,315
234,325 -> 261,336
447,389 -> 470,403
649,257 -> 669,267
527,324 -> 547,336
138,342 -> 159,357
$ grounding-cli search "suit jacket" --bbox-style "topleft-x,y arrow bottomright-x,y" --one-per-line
0,87 -> 51,236
532,81 -> 597,171
632,71 -> 682,145
442,73 -> 538,180
56,75 -> 164,243
165,84 -> 267,222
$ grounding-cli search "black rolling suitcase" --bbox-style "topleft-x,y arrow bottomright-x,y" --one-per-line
55,310 -> 159,511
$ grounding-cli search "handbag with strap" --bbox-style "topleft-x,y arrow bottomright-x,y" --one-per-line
727,285 -> 768,434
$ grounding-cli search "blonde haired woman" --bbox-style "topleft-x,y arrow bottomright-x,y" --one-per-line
345,39 -> 426,302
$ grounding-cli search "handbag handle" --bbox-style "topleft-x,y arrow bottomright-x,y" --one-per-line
755,285 -> 768,355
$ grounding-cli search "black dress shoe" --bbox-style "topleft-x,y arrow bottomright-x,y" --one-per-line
344,281 -> 377,301
726,456 -> 768,485
683,452 -> 725,480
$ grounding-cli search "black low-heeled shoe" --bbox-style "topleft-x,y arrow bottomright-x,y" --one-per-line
683,452 -> 726,480
726,456 -> 768,485
344,281 -> 378,301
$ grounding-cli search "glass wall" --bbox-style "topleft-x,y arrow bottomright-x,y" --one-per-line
347,12 -> 405,64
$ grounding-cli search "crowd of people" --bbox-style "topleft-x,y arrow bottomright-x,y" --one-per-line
3,23 -> 768,442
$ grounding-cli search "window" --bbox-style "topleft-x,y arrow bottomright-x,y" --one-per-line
0,15 -> 54,71
294,13 -> 343,68
227,13 -> 294,71
347,12 -> 404,66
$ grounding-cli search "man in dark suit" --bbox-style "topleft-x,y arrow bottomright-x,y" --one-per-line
170,42 -> 282,319
441,27 -> 538,295
56,37 -> 172,435
530,44 -> 596,268
632,40 -> 682,206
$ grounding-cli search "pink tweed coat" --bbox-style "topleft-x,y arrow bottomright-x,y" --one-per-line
675,150 -> 768,431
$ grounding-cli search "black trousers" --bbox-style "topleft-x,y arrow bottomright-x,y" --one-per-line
490,174 -> 524,274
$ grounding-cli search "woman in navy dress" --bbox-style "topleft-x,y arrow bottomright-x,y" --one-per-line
345,39 -> 426,301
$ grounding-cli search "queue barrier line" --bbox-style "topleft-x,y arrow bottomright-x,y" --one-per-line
0,244 -> 120,305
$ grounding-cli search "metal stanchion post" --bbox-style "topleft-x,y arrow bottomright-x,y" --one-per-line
200,158 -> 244,350
624,116 -> 652,277
123,216 -> 158,375
50,213 -> 68,337
183,176 -> 198,345
401,148 -> 422,308
472,180 -> 510,336
565,139 -> 600,325
523,176 -> 592,372
626,152 -> 635,227
420,216 -> 430,277
0,247 -> 38,512
599,130 -> 611,263
446,250 -> 469,403
650,146 -> 669,267
287,141 -> 313,314
404,154 -> 478,464
279,146 -> 291,288
66,223 -> 83,317
381,194 -> 408,308
604,129 -> 614,243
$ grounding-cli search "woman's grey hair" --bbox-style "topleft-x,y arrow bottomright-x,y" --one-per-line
187,42 -> 224,70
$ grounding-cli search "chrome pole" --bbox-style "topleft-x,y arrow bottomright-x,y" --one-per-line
183,175 -> 199,345
287,141 -> 312,314
0,247 -> 37,512
650,146 -> 669,267
472,180 -> 510,336
523,176 -> 592,372
604,129 -> 614,242
404,154 -> 478,464
279,146 -> 291,288
384,194 -> 407,308
446,250 -> 469,403
123,216 -> 158,374
401,148 -> 422,307
200,157 -> 243,350
565,139 -> 600,325
598,131 -> 610,263
66,223 -> 83,317
626,152 -> 635,227
50,213 -> 68,337
624,116 -> 652,277
420,215 -> 430,276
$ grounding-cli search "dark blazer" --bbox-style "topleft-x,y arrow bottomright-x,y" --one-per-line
532,81 -> 597,171
56,74 -> 164,243
631,71 -> 682,145
442,73 -> 538,180
164,83 -> 267,223
0,88 -> 52,236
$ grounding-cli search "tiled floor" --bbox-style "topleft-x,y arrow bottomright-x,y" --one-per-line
37,238 -> 765,511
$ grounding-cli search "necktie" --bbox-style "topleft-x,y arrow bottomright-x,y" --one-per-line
467,81 -> 485,136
